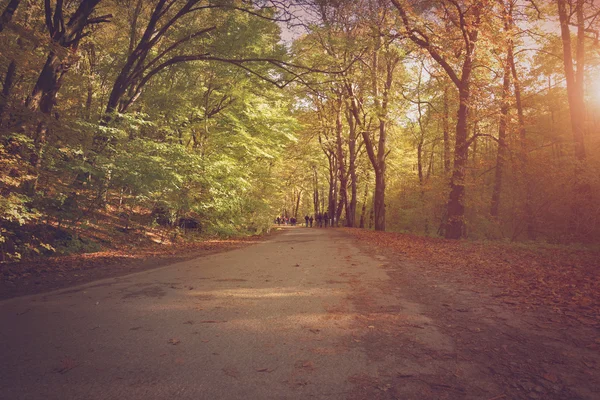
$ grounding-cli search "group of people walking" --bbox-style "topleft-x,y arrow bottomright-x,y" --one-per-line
275,213 -> 332,228
305,213 -> 331,227
275,216 -> 298,226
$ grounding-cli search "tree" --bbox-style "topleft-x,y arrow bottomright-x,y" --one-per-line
556,0 -> 589,162
392,0 -> 486,239
26,0 -> 110,114
0,0 -> 21,33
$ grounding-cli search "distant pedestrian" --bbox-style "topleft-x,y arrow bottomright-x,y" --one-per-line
309,215 -> 313,227
304,215 -> 309,227
276,216 -> 281,225
316,213 -> 322,227
323,212 -> 329,227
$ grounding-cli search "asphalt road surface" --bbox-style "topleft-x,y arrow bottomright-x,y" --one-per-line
0,227 -> 392,400
2,227 -> 598,400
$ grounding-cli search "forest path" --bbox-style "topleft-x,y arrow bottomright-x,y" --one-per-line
0,227 -> 597,399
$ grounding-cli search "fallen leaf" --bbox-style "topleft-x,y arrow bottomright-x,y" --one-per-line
55,357 -> 79,375
256,367 -> 275,373
168,338 -> 180,345
222,367 -> 240,378
542,373 -> 558,383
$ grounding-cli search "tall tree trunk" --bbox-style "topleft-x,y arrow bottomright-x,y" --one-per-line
294,189 -> 302,220
373,163 -> 386,231
334,98 -> 348,225
313,167 -> 320,216
321,187 -> 325,217
328,154 -> 336,225
443,86 -> 451,174
27,0 -> 104,113
392,0 -> 481,239
23,52 -> 68,193
27,52 -> 67,113
1,4 -> 32,124
345,103 -> 358,227
445,81 -> 471,239
490,53 -> 510,218
557,0 -> 587,161
358,41 -> 396,232
0,0 -> 21,33
23,0 -> 106,194
0,60 -> 16,123
84,44 -> 96,120
359,182 -> 368,229
507,1 -> 535,239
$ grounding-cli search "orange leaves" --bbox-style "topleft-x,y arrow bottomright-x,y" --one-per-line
1,234 -> 263,300
542,373 -> 559,383
342,228 -> 600,325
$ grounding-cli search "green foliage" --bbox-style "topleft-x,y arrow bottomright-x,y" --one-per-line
4,0 -> 600,264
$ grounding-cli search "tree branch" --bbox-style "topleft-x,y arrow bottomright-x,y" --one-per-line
390,0 -> 461,87
131,26 -> 216,83
44,0 -> 54,35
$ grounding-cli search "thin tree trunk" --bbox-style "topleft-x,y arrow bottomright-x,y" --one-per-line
345,103 -> 358,227
373,163 -> 386,231
557,0 -> 586,161
507,1 -> 535,239
490,53 -> 510,218
313,167 -> 320,216
359,182 -> 368,229
443,86 -> 451,173
84,44 -> 96,120
334,98 -> 348,225
294,189 -> 302,220
0,60 -> 16,123
358,42 -> 396,232
328,155 -> 336,225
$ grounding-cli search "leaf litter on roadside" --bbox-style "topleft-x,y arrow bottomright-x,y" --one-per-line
342,229 -> 600,326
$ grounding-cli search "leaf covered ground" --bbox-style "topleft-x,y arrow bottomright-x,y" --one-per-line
341,229 -> 600,326
0,234 -> 269,300
338,229 -> 600,399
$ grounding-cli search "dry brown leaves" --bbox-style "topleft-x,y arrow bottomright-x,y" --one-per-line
0,233 -> 267,299
342,228 -> 600,325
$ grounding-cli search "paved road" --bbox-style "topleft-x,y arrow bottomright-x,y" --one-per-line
0,227 -> 390,400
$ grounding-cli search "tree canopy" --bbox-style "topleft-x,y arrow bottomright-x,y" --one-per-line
2,0 -> 600,260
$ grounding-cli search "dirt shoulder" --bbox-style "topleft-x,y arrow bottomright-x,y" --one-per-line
0,228 -> 284,300
339,228 -> 600,400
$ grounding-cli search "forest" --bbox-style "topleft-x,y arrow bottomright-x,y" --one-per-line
1,0 -> 599,261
